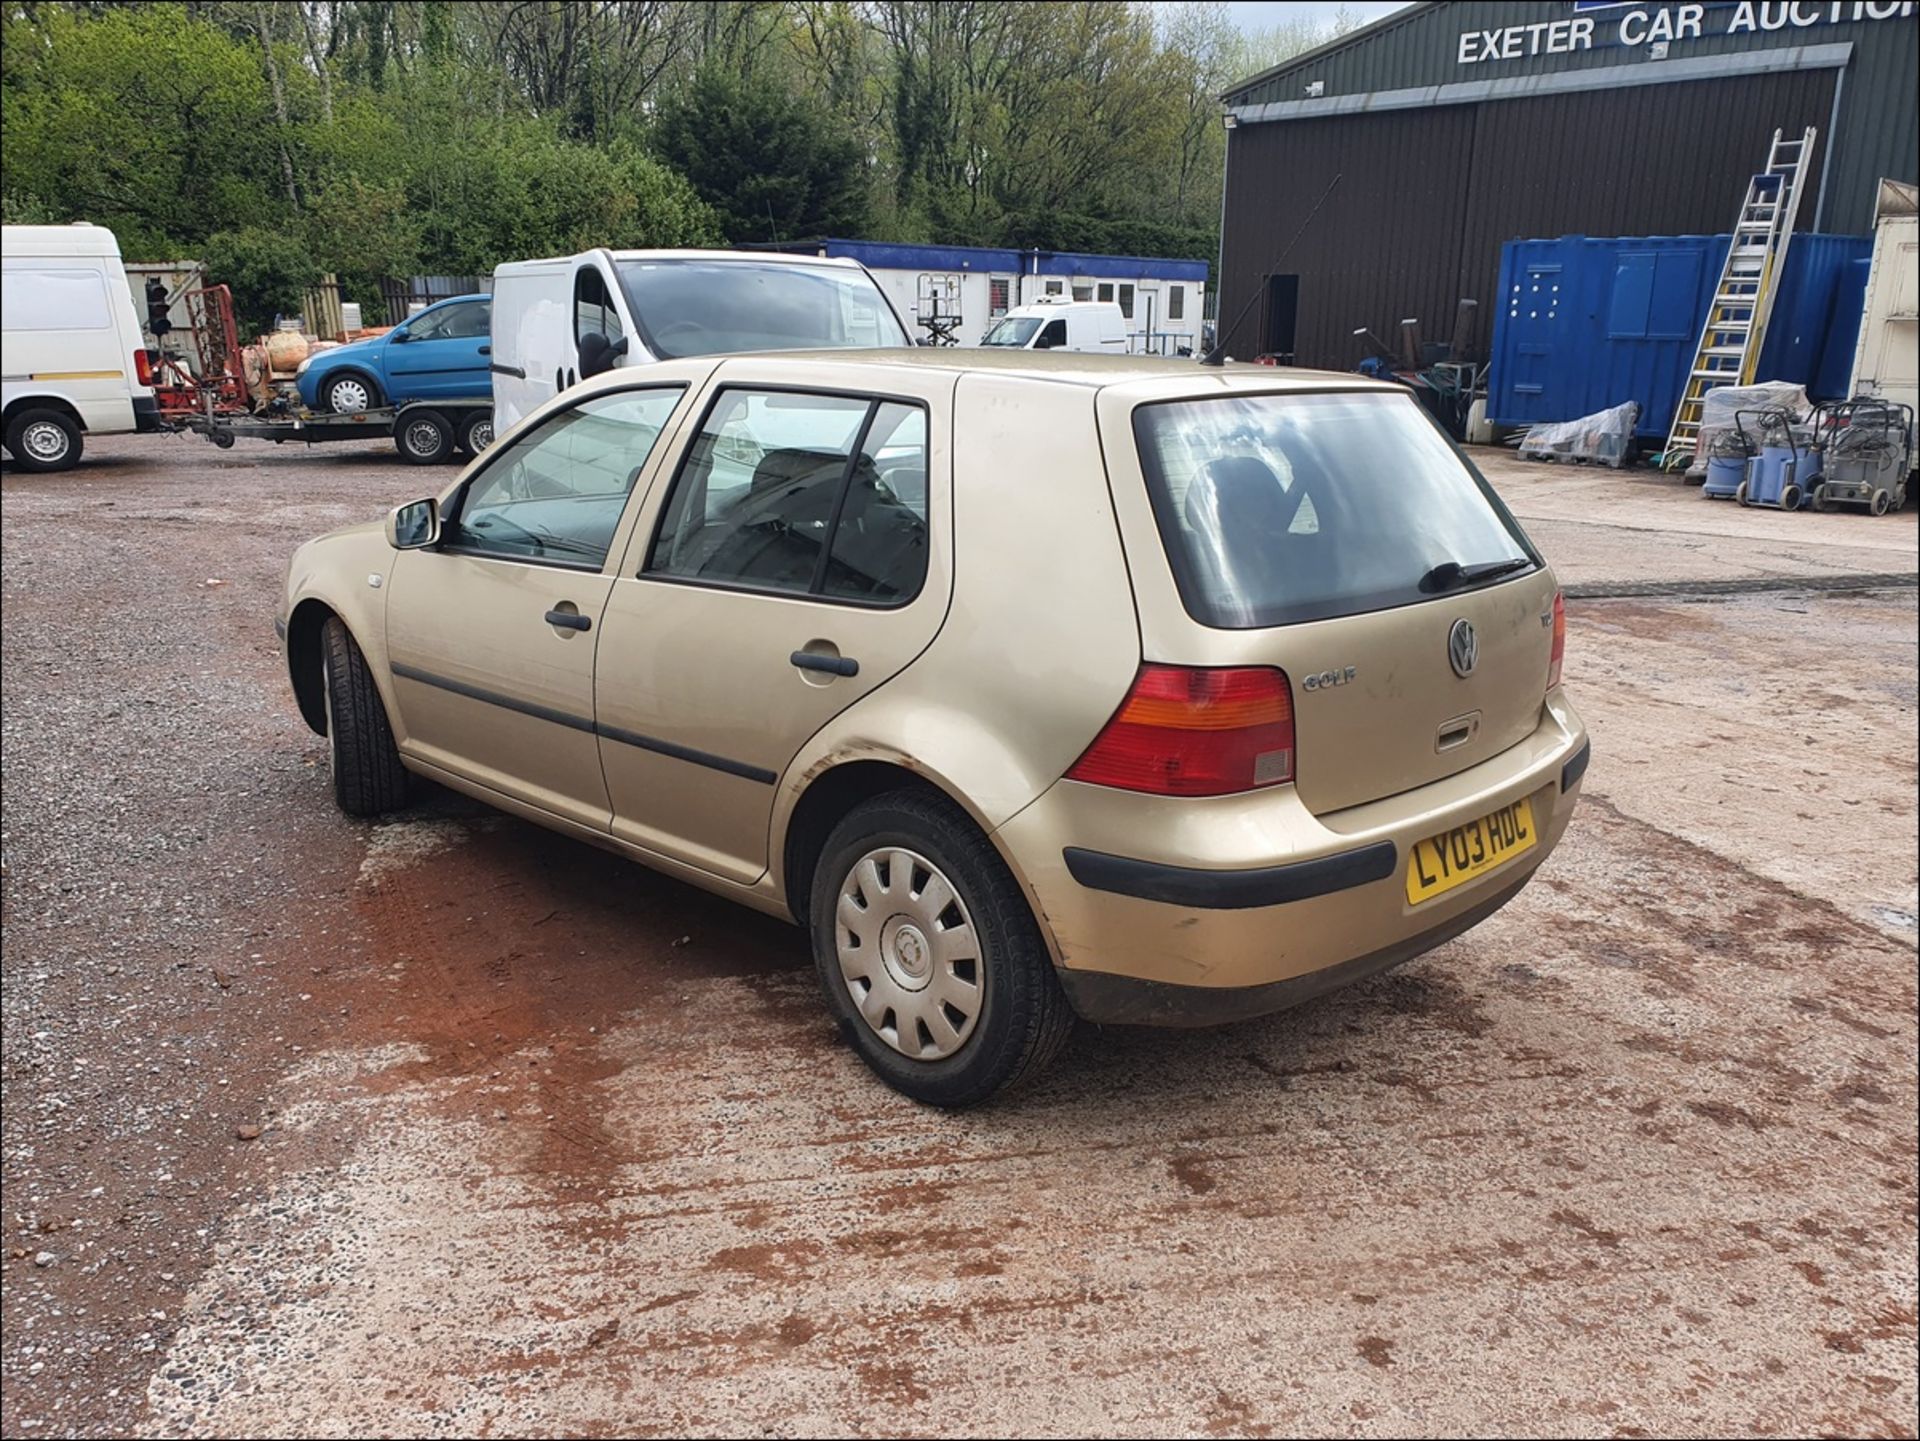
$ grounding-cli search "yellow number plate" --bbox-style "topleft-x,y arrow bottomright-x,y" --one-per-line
1405,796 -> 1537,905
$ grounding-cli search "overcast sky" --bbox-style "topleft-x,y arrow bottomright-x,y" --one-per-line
1215,1 -> 1412,34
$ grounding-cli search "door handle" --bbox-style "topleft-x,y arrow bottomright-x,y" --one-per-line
478,344 -> 491,355
791,650 -> 857,677
545,608 -> 592,631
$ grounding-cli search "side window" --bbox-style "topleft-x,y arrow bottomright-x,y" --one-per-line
1168,285 -> 1185,321
1036,318 -> 1067,350
449,387 -> 683,567
575,267 -> 624,347
1118,283 -> 1135,319
407,305 -> 454,340
646,389 -> 929,605
437,301 -> 490,339
1097,282 -> 1114,303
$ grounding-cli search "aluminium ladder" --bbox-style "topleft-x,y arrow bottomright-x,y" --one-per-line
1662,127 -> 1816,471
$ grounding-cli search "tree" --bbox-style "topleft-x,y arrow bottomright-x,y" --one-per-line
202,226 -> 322,333
652,64 -> 870,242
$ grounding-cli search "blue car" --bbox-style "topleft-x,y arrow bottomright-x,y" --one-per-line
296,293 -> 492,414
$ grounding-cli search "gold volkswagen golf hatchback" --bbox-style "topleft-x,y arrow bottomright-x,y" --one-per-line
279,351 -> 1588,1105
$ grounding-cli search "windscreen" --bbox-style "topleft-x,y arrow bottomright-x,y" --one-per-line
1132,391 -> 1537,629
613,260 -> 907,357
981,316 -> 1041,347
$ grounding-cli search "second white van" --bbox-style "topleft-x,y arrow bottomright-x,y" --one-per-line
489,249 -> 913,431
979,300 -> 1127,355
2,223 -> 161,472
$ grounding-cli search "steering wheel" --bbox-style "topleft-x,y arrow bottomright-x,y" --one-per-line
652,320 -> 705,349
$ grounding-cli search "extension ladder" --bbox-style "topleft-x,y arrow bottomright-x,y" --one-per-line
1662,127 -> 1816,471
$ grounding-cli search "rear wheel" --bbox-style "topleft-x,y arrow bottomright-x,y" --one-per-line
810,790 -> 1073,1107
1870,488 -> 1892,517
5,408 -> 83,472
1810,483 -> 1830,512
396,409 -> 453,465
1780,483 -> 1802,512
1734,480 -> 1749,506
457,410 -> 494,456
321,618 -> 409,817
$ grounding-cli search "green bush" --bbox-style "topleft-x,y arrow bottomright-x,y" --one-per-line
201,227 -> 322,337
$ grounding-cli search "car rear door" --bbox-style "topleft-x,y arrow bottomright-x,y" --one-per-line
592,363 -> 955,885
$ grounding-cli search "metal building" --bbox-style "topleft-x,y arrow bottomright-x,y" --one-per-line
1215,0 -> 1920,370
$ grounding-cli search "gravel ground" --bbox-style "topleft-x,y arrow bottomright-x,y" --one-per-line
2,432 -> 1915,1438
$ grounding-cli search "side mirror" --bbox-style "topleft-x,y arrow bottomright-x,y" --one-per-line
389,327 -> 410,343
578,331 -> 629,379
385,497 -> 440,550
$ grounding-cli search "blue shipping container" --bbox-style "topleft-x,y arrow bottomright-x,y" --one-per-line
1490,232 -> 1873,440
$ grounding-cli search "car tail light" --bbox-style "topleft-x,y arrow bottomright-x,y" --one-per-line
1547,590 -> 1566,691
1066,664 -> 1295,797
133,349 -> 154,387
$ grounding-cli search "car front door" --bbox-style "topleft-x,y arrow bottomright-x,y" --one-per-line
384,298 -> 492,400
593,369 -> 953,884
383,383 -> 692,829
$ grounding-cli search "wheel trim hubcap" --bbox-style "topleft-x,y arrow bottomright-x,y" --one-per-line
23,422 -> 68,460
333,379 -> 370,411
836,847 -> 982,1061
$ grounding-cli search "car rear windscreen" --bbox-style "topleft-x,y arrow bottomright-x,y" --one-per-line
1132,391 -> 1537,629
614,260 -> 907,358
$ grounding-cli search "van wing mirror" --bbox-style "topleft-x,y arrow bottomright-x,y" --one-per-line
578,331 -> 629,379
385,497 -> 440,550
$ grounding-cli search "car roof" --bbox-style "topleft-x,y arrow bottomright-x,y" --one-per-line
667,348 -> 1401,396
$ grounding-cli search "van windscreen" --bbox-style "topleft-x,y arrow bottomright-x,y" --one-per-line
1132,391 -> 1536,629
981,316 -> 1042,347
613,260 -> 907,357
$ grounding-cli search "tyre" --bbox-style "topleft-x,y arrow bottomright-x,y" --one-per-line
457,409 -> 494,456
1734,480 -> 1749,506
396,409 -> 453,465
1780,483 -> 1801,512
1870,488 -> 1891,517
5,407 -> 83,473
322,372 -> 380,415
810,790 -> 1074,1107
1810,483 -> 1830,512
321,617 -> 409,817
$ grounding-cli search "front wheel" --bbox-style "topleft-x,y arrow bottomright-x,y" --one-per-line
810,790 -> 1074,1107
321,618 -> 409,817
322,372 -> 380,415
396,409 -> 453,465
5,407 -> 83,472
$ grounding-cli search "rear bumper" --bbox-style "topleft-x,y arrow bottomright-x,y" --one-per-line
994,693 -> 1587,1025
1056,870 -> 1535,1026
132,394 -> 163,433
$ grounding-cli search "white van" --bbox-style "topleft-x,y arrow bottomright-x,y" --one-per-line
978,299 -> 1127,354
2,223 -> 160,472
489,249 -> 912,431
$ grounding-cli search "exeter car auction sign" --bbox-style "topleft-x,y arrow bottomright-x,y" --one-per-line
1457,0 -> 1915,64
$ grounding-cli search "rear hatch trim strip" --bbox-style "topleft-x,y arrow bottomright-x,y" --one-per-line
1063,840 -> 1397,911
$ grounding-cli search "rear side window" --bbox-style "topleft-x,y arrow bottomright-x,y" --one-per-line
1132,391 -> 1536,629
646,389 -> 929,605
1,268 -> 111,331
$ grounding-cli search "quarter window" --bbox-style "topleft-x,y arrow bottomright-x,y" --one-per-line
448,387 -> 683,568
646,389 -> 930,604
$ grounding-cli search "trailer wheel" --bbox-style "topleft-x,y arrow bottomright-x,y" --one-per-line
457,411 -> 494,455
397,410 -> 454,465
212,431 -> 236,450
5,407 -> 83,472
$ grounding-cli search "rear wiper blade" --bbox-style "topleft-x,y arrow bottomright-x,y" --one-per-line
1419,557 -> 1533,592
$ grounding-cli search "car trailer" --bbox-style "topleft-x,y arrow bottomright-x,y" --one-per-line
182,396 -> 493,465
